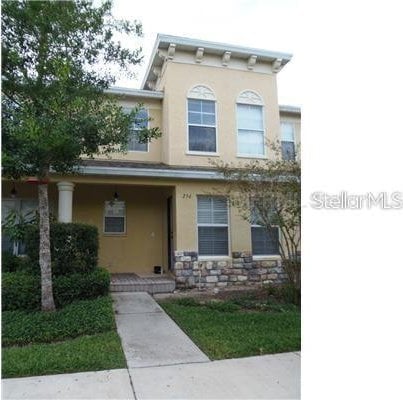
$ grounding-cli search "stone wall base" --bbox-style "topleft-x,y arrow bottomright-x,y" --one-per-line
173,251 -> 288,289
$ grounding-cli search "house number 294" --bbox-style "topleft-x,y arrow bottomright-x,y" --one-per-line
182,193 -> 192,199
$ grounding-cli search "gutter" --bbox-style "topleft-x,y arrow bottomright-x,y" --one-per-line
79,165 -> 224,180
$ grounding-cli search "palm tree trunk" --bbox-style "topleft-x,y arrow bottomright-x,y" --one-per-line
38,181 -> 56,311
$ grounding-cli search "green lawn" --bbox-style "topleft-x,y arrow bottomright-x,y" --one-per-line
2,332 -> 125,378
2,296 -> 126,378
159,296 -> 300,360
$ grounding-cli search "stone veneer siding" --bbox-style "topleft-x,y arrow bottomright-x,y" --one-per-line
173,251 -> 287,289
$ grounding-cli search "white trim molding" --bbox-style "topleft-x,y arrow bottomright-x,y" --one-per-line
188,85 -> 216,100
237,90 -> 264,105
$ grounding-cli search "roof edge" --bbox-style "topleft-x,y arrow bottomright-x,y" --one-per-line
106,86 -> 164,99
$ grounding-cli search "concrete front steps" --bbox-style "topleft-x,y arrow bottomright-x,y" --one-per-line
110,273 -> 175,294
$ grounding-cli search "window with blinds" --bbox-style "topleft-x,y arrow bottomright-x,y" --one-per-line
251,226 -> 280,256
104,201 -> 126,234
197,196 -> 228,256
237,104 -> 264,156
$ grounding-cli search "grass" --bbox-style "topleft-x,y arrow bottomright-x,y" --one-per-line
2,332 -> 126,378
2,296 -> 116,346
2,295 -> 126,379
159,295 -> 300,360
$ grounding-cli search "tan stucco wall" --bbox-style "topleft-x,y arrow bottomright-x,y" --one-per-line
93,97 -> 164,163
72,183 -> 172,274
158,60 -> 282,167
3,175 -> 281,273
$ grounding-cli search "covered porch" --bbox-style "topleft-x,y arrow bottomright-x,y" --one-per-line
2,178 -> 177,291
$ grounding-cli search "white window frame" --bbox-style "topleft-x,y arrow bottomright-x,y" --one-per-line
196,195 -> 230,258
280,121 -> 296,161
236,90 -> 267,158
127,108 -> 149,153
103,201 -> 126,235
186,85 -> 219,156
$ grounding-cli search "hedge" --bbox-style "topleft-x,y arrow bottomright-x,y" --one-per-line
1,252 -> 38,274
25,223 -> 99,276
2,268 -> 110,311
2,296 -> 116,347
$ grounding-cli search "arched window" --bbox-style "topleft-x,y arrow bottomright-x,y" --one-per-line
187,85 -> 217,153
236,90 -> 265,156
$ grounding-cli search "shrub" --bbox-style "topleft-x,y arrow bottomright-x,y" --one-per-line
2,252 -> 22,272
2,268 -> 110,311
1,272 -> 41,311
53,268 -> 110,308
2,296 -> 115,347
25,223 -> 99,276
266,283 -> 301,306
1,253 -> 38,274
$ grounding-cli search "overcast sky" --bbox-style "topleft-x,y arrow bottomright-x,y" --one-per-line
111,0 -> 300,106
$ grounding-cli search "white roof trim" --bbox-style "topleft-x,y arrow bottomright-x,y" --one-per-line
105,87 -> 164,99
279,105 -> 301,114
142,34 -> 293,89
79,165 -> 224,180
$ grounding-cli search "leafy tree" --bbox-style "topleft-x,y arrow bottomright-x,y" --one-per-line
213,142 -> 301,295
2,0 -> 161,311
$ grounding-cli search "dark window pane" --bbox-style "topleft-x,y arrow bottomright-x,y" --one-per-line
201,100 -> 215,113
281,141 -> 295,161
188,99 -> 202,112
188,111 -> 202,124
105,217 -> 125,233
198,227 -> 228,256
189,126 -> 216,152
252,226 -> 279,255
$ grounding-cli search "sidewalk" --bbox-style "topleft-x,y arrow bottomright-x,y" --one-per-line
112,292 -> 210,368
2,292 -> 301,399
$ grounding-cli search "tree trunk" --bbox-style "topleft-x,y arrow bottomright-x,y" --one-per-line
38,182 -> 56,311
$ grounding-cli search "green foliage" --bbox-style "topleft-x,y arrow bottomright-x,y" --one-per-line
2,332 -> 126,379
1,251 -> 23,272
2,296 -> 115,347
212,142 -> 301,290
1,0 -> 162,180
2,268 -> 110,311
160,299 -> 301,359
1,208 -> 36,244
25,223 -> 99,276
266,283 -> 301,306
205,300 -> 241,313
53,268 -> 110,309
1,272 -> 41,311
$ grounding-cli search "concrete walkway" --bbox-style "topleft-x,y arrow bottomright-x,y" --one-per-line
112,292 -> 210,367
2,292 -> 301,399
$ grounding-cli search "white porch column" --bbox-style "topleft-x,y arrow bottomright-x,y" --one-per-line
57,181 -> 75,223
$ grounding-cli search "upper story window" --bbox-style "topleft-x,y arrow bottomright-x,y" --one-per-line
128,108 -> 149,152
281,122 -> 295,161
187,85 -> 217,153
236,91 -> 265,156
